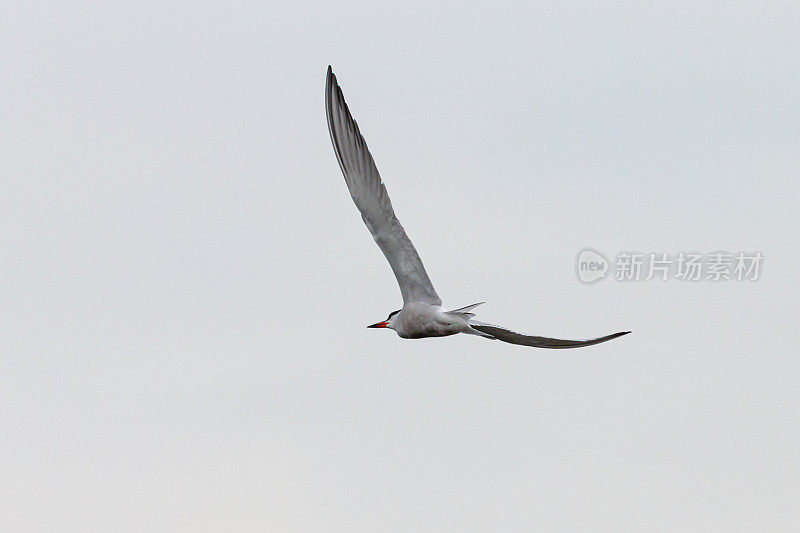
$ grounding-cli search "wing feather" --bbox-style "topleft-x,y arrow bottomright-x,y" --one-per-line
471,323 -> 630,349
325,66 -> 441,305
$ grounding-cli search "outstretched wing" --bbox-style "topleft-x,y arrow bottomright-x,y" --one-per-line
325,66 -> 441,306
471,323 -> 630,349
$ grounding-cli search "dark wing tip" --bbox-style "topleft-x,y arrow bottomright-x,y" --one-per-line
326,65 -> 337,88
324,66 -> 351,176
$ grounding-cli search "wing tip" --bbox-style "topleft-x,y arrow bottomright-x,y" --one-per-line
326,65 -> 336,88
603,330 -> 631,341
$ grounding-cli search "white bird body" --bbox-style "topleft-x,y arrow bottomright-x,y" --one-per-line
389,303 -> 485,339
325,66 -> 629,349
391,304 -> 457,339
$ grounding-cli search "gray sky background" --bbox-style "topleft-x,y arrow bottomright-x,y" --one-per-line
2,1 -> 799,531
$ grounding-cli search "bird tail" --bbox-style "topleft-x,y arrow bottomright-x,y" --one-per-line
446,302 -> 485,317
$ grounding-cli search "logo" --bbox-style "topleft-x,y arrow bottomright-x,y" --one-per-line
575,249 -> 763,283
576,248 -> 609,283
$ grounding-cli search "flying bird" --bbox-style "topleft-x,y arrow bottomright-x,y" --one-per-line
325,66 -> 629,348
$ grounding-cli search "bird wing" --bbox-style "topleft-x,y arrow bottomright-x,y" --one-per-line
325,66 -> 441,306
470,323 -> 630,349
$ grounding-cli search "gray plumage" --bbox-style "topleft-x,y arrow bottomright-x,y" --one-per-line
470,324 -> 630,349
326,66 -> 441,306
325,66 -> 630,349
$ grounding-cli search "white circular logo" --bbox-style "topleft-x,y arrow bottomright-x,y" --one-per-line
576,249 -> 608,283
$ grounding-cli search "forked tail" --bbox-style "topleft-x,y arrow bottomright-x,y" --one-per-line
447,302 -> 485,316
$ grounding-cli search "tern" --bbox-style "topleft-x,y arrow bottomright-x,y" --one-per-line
325,66 -> 629,348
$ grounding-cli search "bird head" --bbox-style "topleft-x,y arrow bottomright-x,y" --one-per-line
368,309 -> 400,330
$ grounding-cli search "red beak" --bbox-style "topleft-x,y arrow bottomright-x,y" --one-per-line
367,321 -> 389,328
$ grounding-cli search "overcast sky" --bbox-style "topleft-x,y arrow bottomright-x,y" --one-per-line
2,1 -> 799,531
